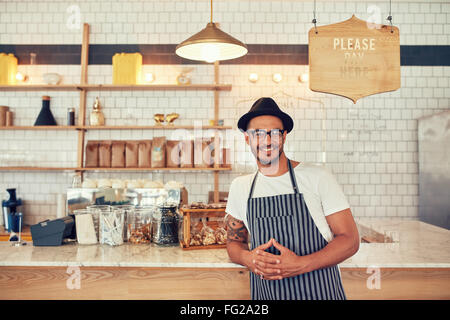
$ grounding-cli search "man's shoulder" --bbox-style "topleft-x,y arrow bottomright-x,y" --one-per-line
230,172 -> 255,190
294,162 -> 333,183
294,162 -> 328,174
231,172 -> 255,184
226,173 -> 255,218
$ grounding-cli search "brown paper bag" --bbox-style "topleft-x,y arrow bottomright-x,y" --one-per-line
0,106 -> 9,126
166,140 -> 181,168
221,148 -> 231,168
194,138 -> 214,168
180,187 -> 188,205
85,140 -> 99,168
151,136 -> 166,168
138,140 -> 152,168
111,141 -> 126,168
180,140 -> 194,168
98,140 -> 112,168
125,141 -> 139,168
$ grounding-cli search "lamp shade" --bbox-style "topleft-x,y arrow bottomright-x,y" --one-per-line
175,22 -> 248,63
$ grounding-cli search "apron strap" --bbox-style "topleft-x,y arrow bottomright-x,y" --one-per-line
287,158 -> 300,194
248,158 -> 299,200
248,171 -> 258,199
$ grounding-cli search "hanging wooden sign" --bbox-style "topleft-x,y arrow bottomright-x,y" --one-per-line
308,15 -> 400,103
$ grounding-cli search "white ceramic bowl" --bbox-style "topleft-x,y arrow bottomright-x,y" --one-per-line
42,73 -> 61,85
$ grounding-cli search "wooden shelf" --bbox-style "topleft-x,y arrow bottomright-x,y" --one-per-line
81,84 -> 232,91
0,167 -> 231,172
79,125 -> 232,130
0,126 -> 81,130
0,84 -> 82,91
81,167 -> 232,172
180,208 -> 226,212
0,125 -> 232,130
0,167 -> 79,171
0,84 -> 232,92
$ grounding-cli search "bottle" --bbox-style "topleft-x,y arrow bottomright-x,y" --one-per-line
89,97 -> 105,126
34,96 -> 57,126
67,108 -> 75,126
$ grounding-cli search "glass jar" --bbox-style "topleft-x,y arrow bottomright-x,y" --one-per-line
127,206 -> 154,244
99,207 -> 125,246
112,204 -> 135,241
152,205 -> 180,246
73,209 -> 100,245
87,205 -> 110,239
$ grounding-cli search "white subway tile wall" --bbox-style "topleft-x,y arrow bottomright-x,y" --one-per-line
0,0 -> 449,225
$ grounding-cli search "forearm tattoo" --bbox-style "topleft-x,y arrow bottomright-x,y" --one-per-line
226,215 -> 248,243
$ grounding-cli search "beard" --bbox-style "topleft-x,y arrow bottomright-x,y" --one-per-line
250,143 -> 283,166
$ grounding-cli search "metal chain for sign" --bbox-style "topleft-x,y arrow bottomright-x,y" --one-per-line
312,0 -> 318,34
387,0 -> 394,33
311,0 -> 394,34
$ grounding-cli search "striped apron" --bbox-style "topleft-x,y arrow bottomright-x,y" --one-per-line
246,159 -> 346,300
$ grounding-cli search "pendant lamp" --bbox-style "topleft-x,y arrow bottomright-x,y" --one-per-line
175,0 -> 248,63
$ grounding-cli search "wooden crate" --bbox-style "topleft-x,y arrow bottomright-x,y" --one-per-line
179,207 -> 227,250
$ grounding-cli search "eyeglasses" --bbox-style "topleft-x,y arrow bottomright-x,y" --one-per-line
246,129 -> 286,139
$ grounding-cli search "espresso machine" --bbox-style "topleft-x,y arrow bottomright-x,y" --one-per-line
2,188 -> 23,232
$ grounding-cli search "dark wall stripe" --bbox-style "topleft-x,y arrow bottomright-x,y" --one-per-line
0,44 -> 449,66
400,45 -> 450,66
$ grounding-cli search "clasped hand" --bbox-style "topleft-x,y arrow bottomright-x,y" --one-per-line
246,238 -> 310,280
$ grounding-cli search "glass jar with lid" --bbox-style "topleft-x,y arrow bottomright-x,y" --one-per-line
152,205 -> 180,246
127,205 -> 155,244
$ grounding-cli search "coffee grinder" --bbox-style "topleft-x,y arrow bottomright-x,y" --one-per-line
2,188 -> 23,233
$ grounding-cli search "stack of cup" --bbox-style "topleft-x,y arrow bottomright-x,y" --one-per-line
87,205 -> 125,246
112,204 -> 135,241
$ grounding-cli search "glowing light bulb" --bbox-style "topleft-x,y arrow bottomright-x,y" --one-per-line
272,73 -> 282,83
299,73 -> 309,83
145,73 -> 155,83
201,44 -> 220,63
249,73 -> 258,83
16,72 -> 24,81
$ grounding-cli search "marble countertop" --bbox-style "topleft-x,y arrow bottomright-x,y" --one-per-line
348,219 -> 450,268
0,219 -> 449,268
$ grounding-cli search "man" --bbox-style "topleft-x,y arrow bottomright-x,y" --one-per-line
225,97 -> 359,300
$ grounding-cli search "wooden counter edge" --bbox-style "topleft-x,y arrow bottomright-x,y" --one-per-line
1,266 -> 449,300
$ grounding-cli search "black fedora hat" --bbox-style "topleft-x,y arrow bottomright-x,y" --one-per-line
237,97 -> 294,133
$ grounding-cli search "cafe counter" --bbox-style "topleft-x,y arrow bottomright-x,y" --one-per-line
0,219 -> 449,299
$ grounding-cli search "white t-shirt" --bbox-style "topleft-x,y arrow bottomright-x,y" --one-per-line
225,162 -> 350,242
